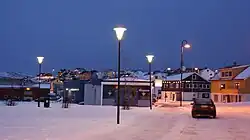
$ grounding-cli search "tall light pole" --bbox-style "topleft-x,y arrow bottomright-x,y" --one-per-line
180,40 -> 191,106
114,26 -> 127,124
37,56 -> 44,107
146,55 -> 154,110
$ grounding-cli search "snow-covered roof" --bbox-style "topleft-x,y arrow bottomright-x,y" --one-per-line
199,68 -> 214,73
210,72 -> 220,80
31,84 -> 50,89
0,84 -> 50,89
106,77 -> 149,82
234,66 -> 250,80
220,64 -> 249,69
164,72 -> 194,81
0,72 -> 33,79
0,85 -> 23,88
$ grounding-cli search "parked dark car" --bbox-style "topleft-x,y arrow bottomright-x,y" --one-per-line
191,98 -> 216,118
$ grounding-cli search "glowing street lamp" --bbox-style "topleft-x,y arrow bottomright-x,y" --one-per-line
146,55 -> 154,64
37,57 -> 44,86
180,40 -> 191,107
146,55 -> 154,110
113,26 -> 127,124
114,26 -> 127,41
36,56 -> 44,107
37,57 -> 44,64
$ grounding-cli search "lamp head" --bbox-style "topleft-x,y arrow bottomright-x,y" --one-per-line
184,43 -> 191,48
113,26 -> 127,41
37,56 -> 44,64
146,55 -> 154,63
181,40 -> 191,48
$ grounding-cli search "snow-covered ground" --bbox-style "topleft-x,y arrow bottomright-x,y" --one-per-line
0,102 -> 250,140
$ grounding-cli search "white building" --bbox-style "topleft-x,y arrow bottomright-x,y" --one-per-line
199,68 -> 215,81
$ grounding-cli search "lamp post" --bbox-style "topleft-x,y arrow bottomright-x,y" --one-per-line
37,56 -> 44,107
180,40 -> 191,106
114,26 -> 127,124
146,55 -> 154,110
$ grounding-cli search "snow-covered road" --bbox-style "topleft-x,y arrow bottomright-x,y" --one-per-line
0,102 -> 250,140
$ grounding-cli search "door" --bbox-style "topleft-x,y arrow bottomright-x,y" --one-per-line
214,95 -> 218,102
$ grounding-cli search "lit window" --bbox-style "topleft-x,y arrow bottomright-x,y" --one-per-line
235,83 -> 240,89
220,84 -> 225,89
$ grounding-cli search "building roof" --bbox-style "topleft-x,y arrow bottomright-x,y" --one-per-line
210,72 -> 220,80
199,68 -> 214,73
31,84 -> 51,89
211,65 -> 250,81
219,64 -> 249,69
0,85 -> 23,88
234,66 -> 250,80
105,77 -> 149,82
164,72 -> 194,81
0,72 -> 32,79
0,83 -> 50,89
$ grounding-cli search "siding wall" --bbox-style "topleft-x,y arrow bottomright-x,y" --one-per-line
84,84 -> 101,105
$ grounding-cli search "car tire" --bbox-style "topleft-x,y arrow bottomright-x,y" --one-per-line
210,112 -> 216,119
192,113 -> 196,118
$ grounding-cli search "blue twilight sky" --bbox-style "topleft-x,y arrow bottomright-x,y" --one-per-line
0,0 -> 250,74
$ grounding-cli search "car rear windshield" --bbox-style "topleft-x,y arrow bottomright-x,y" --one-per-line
195,99 -> 213,105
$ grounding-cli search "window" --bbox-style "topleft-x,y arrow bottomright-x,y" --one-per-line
194,84 -> 197,88
214,95 -> 218,102
206,84 -> 210,89
176,84 -> 179,88
225,72 -> 229,77
194,98 -> 213,105
173,83 -> 176,88
192,75 -> 197,80
221,72 -> 225,77
220,84 -> 225,89
199,84 -> 202,88
202,93 -> 210,98
229,71 -> 232,76
170,83 -> 174,88
191,84 -> 194,88
235,83 -> 240,89
202,84 -> 206,89
186,84 -> 190,88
